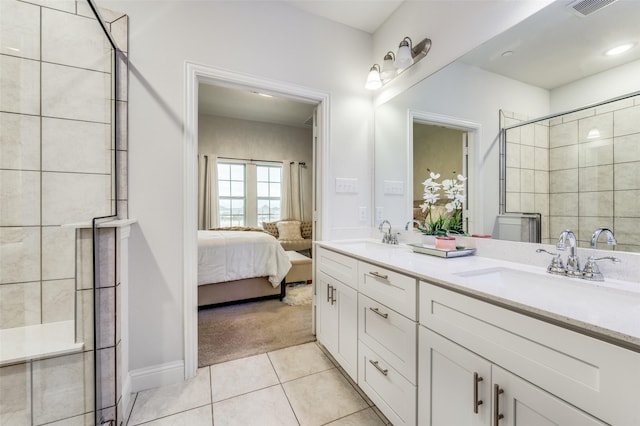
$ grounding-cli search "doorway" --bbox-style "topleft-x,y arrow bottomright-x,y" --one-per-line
183,63 -> 329,377
408,111 -> 481,236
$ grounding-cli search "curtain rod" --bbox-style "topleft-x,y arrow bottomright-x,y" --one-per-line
215,155 -> 306,166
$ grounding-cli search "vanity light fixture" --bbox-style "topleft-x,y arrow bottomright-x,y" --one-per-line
365,37 -> 432,90
605,43 -> 634,56
380,51 -> 397,81
365,64 -> 383,90
394,37 -> 415,69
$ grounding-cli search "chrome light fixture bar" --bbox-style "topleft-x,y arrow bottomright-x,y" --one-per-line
365,36 -> 432,90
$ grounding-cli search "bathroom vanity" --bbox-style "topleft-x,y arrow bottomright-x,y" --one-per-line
314,240 -> 640,426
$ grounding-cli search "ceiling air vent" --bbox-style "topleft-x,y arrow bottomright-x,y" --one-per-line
567,0 -> 618,17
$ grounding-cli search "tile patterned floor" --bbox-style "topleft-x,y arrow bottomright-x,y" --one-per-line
126,342 -> 391,426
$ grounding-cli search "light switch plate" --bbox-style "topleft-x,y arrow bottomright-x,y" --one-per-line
383,180 -> 404,195
335,177 -> 358,193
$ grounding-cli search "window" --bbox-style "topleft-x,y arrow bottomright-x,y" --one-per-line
217,161 -> 282,227
217,162 -> 246,226
257,165 -> 281,226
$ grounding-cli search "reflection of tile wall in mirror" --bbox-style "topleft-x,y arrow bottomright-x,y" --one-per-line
503,96 -> 640,252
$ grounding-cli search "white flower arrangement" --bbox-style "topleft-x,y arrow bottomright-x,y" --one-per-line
418,170 -> 467,235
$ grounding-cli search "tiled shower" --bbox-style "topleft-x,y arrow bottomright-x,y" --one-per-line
503,94 -> 640,252
0,1 -> 129,424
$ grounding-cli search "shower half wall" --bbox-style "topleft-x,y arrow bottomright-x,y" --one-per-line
0,0 -> 129,424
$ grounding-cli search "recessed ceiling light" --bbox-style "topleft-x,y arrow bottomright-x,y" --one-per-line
605,43 -> 634,56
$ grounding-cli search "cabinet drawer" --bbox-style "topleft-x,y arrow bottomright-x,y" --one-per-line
315,247 -> 358,289
358,293 -> 417,383
358,261 -> 417,320
420,281 -> 640,426
358,341 -> 416,426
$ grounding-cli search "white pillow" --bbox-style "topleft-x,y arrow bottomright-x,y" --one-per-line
276,221 -> 303,241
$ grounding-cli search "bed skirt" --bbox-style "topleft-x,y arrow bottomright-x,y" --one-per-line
198,277 -> 285,308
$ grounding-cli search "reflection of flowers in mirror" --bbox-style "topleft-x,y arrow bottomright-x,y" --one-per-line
418,170 -> 466,235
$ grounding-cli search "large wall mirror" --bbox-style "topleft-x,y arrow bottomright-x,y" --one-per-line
374,0 -> 640,253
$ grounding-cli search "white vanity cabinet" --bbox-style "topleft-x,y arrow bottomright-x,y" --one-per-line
419,281 -> 640,426
357,261 -> 418,426
315,247 -> 359,381
419,327 -> 607,426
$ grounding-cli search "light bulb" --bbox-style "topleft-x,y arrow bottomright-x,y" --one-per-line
365,65 -> 382,90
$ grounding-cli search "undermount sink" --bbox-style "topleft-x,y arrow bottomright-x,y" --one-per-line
453,267 -> 640,311
455,267 -> 552,288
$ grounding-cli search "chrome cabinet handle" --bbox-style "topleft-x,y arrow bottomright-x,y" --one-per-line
369,360 -> 388,376
331,286 -> 336,305
369,271 -> 389,280
493,384 -> 504,426
369,307 -> 389,319
326,283 -> 331,303
473,372 -> 484,414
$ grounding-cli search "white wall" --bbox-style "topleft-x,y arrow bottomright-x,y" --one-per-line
550,59 -> 640,113
97,0 -> 373,378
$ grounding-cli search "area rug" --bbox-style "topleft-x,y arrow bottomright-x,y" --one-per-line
282,283 -> 313,306
198,293 -> 314,366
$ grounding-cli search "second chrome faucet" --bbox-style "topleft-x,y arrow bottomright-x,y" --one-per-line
537,229 -> 620,281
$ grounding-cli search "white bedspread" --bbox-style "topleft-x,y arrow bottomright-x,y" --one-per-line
197,230 -> 292,287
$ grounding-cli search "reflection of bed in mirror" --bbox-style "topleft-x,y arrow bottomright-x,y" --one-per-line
197,230 -> 292,307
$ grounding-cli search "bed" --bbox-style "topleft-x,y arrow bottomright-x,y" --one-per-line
197,229 -> 292,307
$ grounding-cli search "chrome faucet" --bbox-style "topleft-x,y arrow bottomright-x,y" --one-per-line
537,229 -> 621,281
379,220 -> 398,244
405,220 -> 424,231
591,227 -> 617,249
556,230 -> 580,277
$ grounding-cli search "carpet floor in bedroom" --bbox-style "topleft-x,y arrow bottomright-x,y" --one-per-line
198,285 -> 315,367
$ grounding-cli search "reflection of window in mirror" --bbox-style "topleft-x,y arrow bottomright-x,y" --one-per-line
412,123 -> 468,232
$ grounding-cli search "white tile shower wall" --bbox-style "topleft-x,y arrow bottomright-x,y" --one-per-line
1,0 -> 128,424
503,111 -> 551,243
548,99 -> 640,251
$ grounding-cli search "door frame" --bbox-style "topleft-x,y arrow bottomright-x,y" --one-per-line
183,62 -> 329,378
408,110 -> 482,235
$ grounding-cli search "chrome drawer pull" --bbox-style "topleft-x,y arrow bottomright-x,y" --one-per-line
493,384 -> 504,426
369,307 -> 389,319
369,360 -> 388,376
473,372 -> 483,414
326,283 -> 331,303
369,271 -> 389,280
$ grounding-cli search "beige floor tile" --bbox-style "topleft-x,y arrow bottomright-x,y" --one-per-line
210,354 -> 279,402
212,385 -> 298,426
128,367 -> 211,425
142,405 -> 213,426
325,408 -> 387,425
268,342 -> 334,382
283,369 -> 368,426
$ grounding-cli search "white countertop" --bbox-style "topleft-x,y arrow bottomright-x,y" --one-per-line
316,239 -> 640,352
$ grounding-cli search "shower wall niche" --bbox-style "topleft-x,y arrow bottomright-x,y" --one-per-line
0,0 -> 129,424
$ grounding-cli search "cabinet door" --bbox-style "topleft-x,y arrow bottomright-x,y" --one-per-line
334,279 -> 358,381
418,327 -> 491,426
317,271 -> 338,353
492,366 -> 607,426
316,271 -> 358,381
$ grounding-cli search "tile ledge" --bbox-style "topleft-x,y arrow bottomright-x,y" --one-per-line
0,320 -> 84,367
62,218 -> 138,229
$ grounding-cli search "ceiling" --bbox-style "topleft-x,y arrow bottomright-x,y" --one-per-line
459,0 -> 640,90
198,83 -> 317,128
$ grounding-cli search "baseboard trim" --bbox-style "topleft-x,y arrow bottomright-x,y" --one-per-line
129,360 -> 185,393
